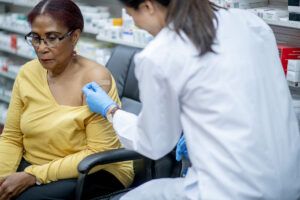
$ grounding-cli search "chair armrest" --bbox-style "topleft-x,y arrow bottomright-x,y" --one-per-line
76,148 -> 145,200
78,148 -> 145,174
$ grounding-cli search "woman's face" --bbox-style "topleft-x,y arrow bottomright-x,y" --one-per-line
125,1 -> 167,36
125,6 -> 150,32
30,14 -> 76,72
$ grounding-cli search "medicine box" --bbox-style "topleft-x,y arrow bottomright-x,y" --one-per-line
287,70 -> 300,82
288,6 -> 300,13
278,45 -> 300,75
288,59 -> 300,72
249,7 -> 288,20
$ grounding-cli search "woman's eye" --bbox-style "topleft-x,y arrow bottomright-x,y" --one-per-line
32,36 -> 40,41
47,37 -> 57,41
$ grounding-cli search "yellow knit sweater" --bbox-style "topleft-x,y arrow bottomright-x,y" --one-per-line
0,59 -> 133,187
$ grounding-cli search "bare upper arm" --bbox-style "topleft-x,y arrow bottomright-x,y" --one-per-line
81,60 -> 112,105
87,67 -> 112,93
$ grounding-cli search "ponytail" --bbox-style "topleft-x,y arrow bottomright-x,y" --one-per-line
167,0 -> 220,56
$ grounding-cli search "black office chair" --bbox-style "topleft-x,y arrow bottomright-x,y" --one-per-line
75,45 -> 182,200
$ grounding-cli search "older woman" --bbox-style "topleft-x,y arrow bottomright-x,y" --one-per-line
0,0 -> 133,199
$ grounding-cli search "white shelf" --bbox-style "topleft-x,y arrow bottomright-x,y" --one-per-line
17,50 -> 36,59
0,24 -> 29,35
0,23 -> 97,36
0,0 -> 12,3
13,2 -> 35,7
96,35 -> 146,48
0,71 -> 16,80
0,46 -> 35,59
265,19 -> 300,29
0,0 -> 36,7
0,95 -> 10,104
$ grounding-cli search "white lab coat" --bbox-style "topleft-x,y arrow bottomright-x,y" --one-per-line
113,8 -> 300,200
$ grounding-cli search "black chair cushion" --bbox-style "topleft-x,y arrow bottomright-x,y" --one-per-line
106,45 -> 140,98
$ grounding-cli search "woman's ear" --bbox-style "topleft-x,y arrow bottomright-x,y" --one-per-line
143,0 -> 155,15
72,29 -> 81,46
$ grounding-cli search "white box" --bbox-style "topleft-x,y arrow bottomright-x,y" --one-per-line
288,6 -> 300,13
287,70 -> 300,82
288,59 -> 300,72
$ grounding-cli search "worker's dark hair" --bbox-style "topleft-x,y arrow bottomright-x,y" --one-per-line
28,0 -> 84,32
119,0 -> 220,56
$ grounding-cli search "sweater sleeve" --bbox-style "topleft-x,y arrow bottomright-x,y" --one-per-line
0,77 -> 24,178
24,85 -> 123,184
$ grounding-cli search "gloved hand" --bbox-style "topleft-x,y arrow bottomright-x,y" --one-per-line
82,82 -> 118,118
176,135 -> 189,161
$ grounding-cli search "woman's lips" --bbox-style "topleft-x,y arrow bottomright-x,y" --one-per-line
40,59 -> 53,63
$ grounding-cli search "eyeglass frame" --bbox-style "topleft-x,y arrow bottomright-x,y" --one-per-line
24,30 -> 74,48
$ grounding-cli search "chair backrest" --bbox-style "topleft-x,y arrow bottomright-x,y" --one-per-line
105,45 -> 181,188
106,45 -> 141,115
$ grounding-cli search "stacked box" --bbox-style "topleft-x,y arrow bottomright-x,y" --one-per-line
287,60 -> 300,82
288,0 -> 300,21
278,45 -> 300,75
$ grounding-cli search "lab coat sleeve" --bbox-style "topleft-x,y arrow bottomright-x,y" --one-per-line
0,77 -> 24,178
113,56 -> 182,160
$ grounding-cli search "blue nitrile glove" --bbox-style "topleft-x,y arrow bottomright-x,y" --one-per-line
176,135 -> 189,161
82,82 -> 118,118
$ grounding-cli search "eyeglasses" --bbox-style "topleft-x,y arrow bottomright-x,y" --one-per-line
25,30 -> 74,48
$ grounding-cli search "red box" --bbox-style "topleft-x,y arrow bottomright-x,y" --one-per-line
278,45 -> 300,75
0,125 -> 3,135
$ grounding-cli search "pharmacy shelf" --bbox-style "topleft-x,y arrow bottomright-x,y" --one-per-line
0,95 -> 10,104
0,46 -> 35,59
249,5 -> 300,29
265,19 -> 300,29
0,24 -> 29,35
0,0 -> 12,3
0,0 -> 36,7
0,23 -> 97,36
0,71 -> 16,80
13,2 -> 36,7
96,35 -> 146,48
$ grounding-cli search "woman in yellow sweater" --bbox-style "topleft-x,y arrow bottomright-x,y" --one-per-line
0,0 -> 133,199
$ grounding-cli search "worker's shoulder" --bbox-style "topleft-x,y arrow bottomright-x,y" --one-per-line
139,28 -> 185,64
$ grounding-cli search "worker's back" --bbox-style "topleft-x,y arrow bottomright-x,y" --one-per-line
147,8 -> 300,199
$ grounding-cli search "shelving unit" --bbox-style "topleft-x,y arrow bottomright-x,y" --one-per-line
265,19 -> 300,29
0,24 -> 28,34
0,45 -> 35,59
96,35 -> 146,48
0,0 -> 12,3
0,71 -> 16,80
0,0 -> 36,7
0,95 -> 10,103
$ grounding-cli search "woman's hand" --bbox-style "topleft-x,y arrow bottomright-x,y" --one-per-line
0,172 -> 36,200
82,82 -> 118,118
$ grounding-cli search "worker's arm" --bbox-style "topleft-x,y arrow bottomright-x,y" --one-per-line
83,57 -> 182,160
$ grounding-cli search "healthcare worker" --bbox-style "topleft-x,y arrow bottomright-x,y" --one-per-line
82,0 -> 300,199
